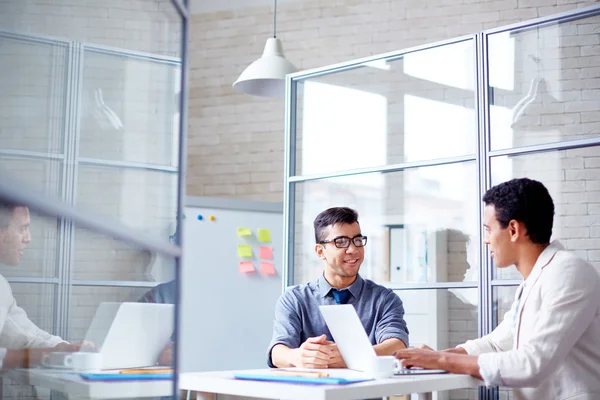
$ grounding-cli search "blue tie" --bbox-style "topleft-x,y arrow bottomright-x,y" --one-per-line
332,289 -> 352,304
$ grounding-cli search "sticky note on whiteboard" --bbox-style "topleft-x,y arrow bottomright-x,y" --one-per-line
237,244 -> 253,258
237,228 -> 252,237
239,261 -> 255,273
260,262 -> 276,276
257,228 -> 271,243
259,246 -> 273,260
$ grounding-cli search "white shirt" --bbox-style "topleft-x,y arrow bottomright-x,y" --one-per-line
459,241 -> 600,400
0,274 -> 65,367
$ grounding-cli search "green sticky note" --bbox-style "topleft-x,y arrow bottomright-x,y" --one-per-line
257,228 -> 271,243
237,244 -> 253,258
237,228 -> 252,237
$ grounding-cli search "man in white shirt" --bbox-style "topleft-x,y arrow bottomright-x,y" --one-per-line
394,178 -> 600,399
0,201 -> 79,369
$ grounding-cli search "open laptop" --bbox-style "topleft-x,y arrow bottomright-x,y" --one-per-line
319,304 -> 447,375
81,302 -> 174,370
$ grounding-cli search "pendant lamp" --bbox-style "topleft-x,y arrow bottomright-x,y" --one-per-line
233,0 -> 297,98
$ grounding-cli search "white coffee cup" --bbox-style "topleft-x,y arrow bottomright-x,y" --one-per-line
367,356 -> 404,379
67,352 -> 103,371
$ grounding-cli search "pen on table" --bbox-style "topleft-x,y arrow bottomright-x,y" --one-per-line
119,368 -> 174,374
271,370 -> 329,378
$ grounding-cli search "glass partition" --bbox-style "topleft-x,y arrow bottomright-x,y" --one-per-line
488,13 -> 600,150
286,6 -> 600,400
1,1 -> 186,399
295,39 -> 476,177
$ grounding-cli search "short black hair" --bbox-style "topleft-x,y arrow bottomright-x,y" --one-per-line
0,200 -> 25,229
313,207 -> 359,243
482,178 -> 554,245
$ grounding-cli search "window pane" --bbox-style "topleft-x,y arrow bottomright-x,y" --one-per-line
491,146 -> 600,279
488,14 -> 600,150
293,162 -> 479,284
10,282 -> 56,334
396,288 -> 478,350
295,40 -> 476,176
0,35 -> 67,154
80,51 -> 180,166
76,165 -> 177,241
0,157 -> 63,203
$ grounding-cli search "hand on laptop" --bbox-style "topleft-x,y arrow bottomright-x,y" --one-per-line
53,341 -> 97,352
157,342 -> 173,366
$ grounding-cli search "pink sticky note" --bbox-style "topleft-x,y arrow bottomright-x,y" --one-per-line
239,261 -> 255,273
260,262 -> 276,276
259,246 -> 273,260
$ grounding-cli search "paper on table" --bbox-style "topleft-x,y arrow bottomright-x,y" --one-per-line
239,261 -> 255,273
237,244 -> 253,258
259,246 -> 273,260
260,262 -> 276,276
236,228 -> 252,237
257,228 -> 271,243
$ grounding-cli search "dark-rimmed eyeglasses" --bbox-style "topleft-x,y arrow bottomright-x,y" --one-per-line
319,235 -> 367,248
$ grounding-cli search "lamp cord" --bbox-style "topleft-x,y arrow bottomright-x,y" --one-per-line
273,0 -> 277,38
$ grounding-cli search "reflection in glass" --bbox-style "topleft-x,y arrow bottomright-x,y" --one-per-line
488,14 -> 600,150
0,208 -> 176,397
0,34 -> 67,154
0,157 -> 63,201
76,165 -> 178,238
0,209 -> 59,278
295,40 -> 475,176
395,288 -> 478,350
80,51 -> 180,166
490,146 -> 600,279
293,162 -> 478,284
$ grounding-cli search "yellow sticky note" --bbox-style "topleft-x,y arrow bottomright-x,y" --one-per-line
260,262 -> 276,276
237,228 -> 252,237
239,261 -> 254,273
257,228 -> 271,243
237,244 -> 253,258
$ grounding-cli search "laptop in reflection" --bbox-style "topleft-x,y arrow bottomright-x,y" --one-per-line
82,302 -> 174,370
319,304 -> 447,375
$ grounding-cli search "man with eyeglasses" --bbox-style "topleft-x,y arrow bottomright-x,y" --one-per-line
267,207 -> 409,369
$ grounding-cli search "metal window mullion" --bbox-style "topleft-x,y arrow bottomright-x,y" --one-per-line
283,77 -> 297,289
77,157 -> 179,173
288,154 -> 477,183
70,280 -> 161,288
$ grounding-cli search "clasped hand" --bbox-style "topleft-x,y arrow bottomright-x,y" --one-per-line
293,334 -> 346,369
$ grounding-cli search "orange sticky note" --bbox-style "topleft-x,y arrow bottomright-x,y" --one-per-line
260,262 -> 276,276
239,261 -> 254,273
259,246 -> 273,260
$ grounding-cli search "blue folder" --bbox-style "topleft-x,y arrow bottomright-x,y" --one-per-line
233,372 -> 371,385
80,372 -> 173,381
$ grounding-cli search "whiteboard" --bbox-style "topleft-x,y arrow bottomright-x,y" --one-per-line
180,196 -> 283,373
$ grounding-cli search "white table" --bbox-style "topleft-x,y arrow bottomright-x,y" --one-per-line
2,368 -> 174,399
179,369 -> 481,400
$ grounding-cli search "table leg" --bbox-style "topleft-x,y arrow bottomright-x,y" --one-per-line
194,391 -> 216,400
416,393 -> 432,400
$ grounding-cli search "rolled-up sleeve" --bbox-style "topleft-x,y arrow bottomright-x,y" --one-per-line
266,290 -> 302,367
375,291 -> 409,347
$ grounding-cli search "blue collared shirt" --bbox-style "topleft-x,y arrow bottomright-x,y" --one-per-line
267,274 -> 409,367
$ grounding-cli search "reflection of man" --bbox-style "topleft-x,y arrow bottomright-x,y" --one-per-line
268,207 -> 409,368
395,178 -> 600,399
0,201 -> 79,369
138,280 -> 176,366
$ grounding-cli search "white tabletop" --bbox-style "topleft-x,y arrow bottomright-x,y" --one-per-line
3,368 -> 174,399
179,369 -> 481,400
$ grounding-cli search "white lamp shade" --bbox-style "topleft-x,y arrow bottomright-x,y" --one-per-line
233,37 -> 297,98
